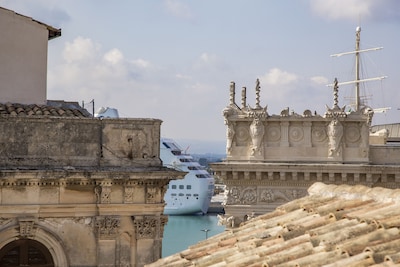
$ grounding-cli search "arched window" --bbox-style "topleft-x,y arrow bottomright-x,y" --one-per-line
0,239 -> 54,267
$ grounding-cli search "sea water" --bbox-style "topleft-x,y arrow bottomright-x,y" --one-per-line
162,214 -> 226,257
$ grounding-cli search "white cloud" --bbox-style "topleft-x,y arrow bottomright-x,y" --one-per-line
103,49 -> 123,65
309,0 -> 375,21
132,58 -> 151,69
310,76 -> 329,85
63,37 -> 100,63
261,68 -> 298,86
164,0 -> 193,20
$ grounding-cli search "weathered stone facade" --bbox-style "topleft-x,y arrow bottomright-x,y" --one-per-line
211,79 -> 400,228
0,113 -> 183,267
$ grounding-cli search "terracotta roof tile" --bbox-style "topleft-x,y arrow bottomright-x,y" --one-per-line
148,182 -> 400,267
0,102 -> 90,118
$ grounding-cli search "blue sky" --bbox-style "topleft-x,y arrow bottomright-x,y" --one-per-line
1,0 -> 400,153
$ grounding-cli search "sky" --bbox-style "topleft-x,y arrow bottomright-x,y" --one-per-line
1,0 -> 400,154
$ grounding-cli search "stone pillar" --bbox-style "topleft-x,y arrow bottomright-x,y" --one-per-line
280,122 -> 289,147
303,122 -> 312,147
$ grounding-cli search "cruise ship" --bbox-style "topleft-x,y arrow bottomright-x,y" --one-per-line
161,138 -> 215,215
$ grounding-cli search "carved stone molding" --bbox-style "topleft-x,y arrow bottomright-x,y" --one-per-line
95,216 -> 120,239
0,218 -> 12,227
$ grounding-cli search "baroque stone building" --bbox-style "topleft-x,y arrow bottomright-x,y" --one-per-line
0,104 -> 183,267
211,79 -> 400,228
0,7 -> 183,267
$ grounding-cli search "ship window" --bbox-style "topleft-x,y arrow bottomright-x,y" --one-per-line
179,193 -> 184,196
187,185 -> 192,189
179,185 -> 184,189
179,158 -> 194,162
188,166 -> 205,170
194,194 -> 199,197
171,193 -> 176,196
186,194 -> 191,196
163,142 -> 181,155
171,185 -> 177,189
196,174 -> 211,178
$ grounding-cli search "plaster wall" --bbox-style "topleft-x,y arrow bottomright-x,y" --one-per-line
0,8 -> 48,104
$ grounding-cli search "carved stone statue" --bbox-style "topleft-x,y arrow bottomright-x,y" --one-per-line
226,121 -> 235,154
250,117 -> 265,156
327,118 -> 343,157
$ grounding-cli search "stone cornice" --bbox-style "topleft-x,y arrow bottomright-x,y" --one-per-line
0,204 -> 165,217
0,168 -> 183,187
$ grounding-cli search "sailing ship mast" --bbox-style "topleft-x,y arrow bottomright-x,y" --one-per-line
330,26 -> 387,112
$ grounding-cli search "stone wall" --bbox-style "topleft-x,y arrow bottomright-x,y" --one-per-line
0,117 -> 162,168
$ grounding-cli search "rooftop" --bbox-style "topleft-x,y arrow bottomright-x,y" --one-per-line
149,182 -> 400,267
0,6 -> 61,40
0,101 -> 91,118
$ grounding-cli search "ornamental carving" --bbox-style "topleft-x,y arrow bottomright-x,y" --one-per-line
267,126 -> 281,142
250,117 -> 265,156
289,126 -> 304,142
134,216 -> 158,239
19,220 -> 36,238
312,127 -> 327,143
124,186 -> 134,203
235,125 -> 250,143
226,186 -> 241,204
225,186 -> 257,204
226,121 -> 236,154
346,126 -> 361,143
259,188 -> 307,203
241,187 -> 257,204
101,186 -> 111,204
327,118 -> 343,157
146,187 -> 157,203
95,216 -> 120,238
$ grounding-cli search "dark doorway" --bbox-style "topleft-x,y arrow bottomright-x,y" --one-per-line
0,239 -> 54,267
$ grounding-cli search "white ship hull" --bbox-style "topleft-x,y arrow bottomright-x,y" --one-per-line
161,138 -> 215,215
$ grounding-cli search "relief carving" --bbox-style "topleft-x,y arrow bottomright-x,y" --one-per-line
19,219 -> 36,238
226,121 -> 236,154
225,186 -> 257,204
259,188 -> 306,203
241,187 -> 257,204
250,117 -> 265,156
124,186 -> 134,203
95,216 -> 120,238
134,216 -> 158,239
101,186 -> 111,204
327,118 -> 343,157
146,187 -> 157,203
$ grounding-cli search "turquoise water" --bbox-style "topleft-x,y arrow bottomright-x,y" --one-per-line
162,214 -> 226,257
